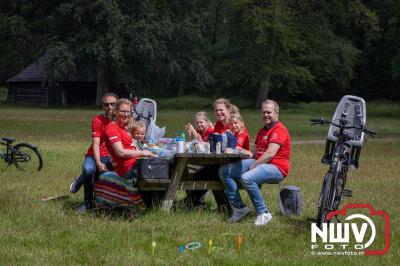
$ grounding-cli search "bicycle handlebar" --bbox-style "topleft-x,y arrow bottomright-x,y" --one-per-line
310,118 -> 376,137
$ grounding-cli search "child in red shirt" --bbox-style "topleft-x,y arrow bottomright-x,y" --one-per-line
185,111 -> 214,142
227,113 -> 251,155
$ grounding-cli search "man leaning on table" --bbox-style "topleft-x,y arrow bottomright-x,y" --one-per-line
218,99 -> 291,226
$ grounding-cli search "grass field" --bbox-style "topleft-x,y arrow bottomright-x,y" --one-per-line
0,101 -> 399,265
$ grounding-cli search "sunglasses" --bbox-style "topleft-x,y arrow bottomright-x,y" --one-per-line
103,102 -> 116,107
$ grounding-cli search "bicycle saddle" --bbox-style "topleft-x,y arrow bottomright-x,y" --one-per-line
1,137 -> 15,143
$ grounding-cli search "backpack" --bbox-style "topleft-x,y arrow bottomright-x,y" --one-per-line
279,185 -> 302,216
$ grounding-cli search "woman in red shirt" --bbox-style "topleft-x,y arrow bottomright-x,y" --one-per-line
213,98 -> 239,134
95,99 -> 155,211
184,98 -> 242,208
104,99 -> 155,178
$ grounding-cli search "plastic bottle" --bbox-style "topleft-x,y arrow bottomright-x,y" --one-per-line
216,142 -> 222,154
177,139 -> 184,153
221,133 -> 228,152
176,130 -> 185,153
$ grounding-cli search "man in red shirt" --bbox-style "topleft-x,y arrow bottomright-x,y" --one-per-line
218,100 -> 291,226
69,93 -> 118,212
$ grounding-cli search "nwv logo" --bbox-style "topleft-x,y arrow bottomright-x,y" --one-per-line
311,214 -> 376,247
310,204 -> 390,256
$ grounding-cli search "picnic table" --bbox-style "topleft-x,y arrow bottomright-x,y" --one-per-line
137,152 -> 250,213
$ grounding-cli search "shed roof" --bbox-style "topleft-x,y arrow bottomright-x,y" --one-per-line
6,54 -> 96,83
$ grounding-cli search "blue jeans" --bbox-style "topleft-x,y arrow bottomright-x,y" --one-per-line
81,156 -> 112,201
218,159 -> 283,215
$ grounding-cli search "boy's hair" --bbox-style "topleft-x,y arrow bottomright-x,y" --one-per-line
230,113 -> 245,126
131,121 -> 146,132
194,111 -> 213,128
213,98 -> 240,115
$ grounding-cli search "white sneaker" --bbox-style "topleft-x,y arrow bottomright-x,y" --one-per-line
69,175 -> 83,193
228,206 -> 250,223
254,212 -> 272,226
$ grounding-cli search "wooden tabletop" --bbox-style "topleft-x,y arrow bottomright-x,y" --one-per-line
174,152 -> 250,158
174,152 -> 250,165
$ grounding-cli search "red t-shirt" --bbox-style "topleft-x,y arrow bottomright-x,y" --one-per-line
86,114 -> 112,157
214,121 -> 230,134
235,128 -> 250,150
254,121 -> 291,177
196,126 -> 214,141
105,122 -> 137,177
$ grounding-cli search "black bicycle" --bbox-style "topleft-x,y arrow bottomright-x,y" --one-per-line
310,118 -> 376,227
0,137 -> 43,172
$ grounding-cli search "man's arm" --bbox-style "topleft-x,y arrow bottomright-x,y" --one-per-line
250,143 -> 280,169
111,142 -> 155,158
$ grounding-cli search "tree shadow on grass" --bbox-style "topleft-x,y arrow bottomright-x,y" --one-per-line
60,192 -> 224,222
61,199 -> 146,221
275,211 -> 315,236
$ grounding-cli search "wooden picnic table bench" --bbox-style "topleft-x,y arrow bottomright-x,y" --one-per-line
137,152 -> 250,213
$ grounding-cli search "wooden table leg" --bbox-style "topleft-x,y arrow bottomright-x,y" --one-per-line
161,157 -> 188,213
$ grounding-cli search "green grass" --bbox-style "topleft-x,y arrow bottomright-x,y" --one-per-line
0,102 -> 399,265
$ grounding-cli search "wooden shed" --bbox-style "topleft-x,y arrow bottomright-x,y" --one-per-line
6,54 -> 128,106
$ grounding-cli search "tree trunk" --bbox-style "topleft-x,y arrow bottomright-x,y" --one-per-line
96,66 -> 109,106
257,79 -> 271,107
256,1 -> 278,107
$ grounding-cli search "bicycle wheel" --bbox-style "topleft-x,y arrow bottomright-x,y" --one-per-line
12,143 -> 43,171
317,172 -> 334,228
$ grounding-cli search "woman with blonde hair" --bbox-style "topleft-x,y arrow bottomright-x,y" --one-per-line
213,98 -> 239,133
184,98 -> 243,209
95,99 -> 156,212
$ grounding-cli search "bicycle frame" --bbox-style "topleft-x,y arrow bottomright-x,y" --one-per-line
0,141 -> 12,163
325,133 -> 351,212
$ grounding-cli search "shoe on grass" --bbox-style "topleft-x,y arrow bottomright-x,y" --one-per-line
254,212 -> 272,226
77,201 -> 93,213
228,206 -> 250,223
70,176 -> 83,193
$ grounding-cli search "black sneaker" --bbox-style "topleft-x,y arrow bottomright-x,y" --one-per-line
70,175 -> 83,193
77,201 -> 93,213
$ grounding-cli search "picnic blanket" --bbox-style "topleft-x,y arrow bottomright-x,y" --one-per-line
94,171 -> 145,212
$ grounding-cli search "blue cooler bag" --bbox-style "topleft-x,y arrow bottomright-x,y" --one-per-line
279,185 -> 302,216
209,132 -> 237,152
